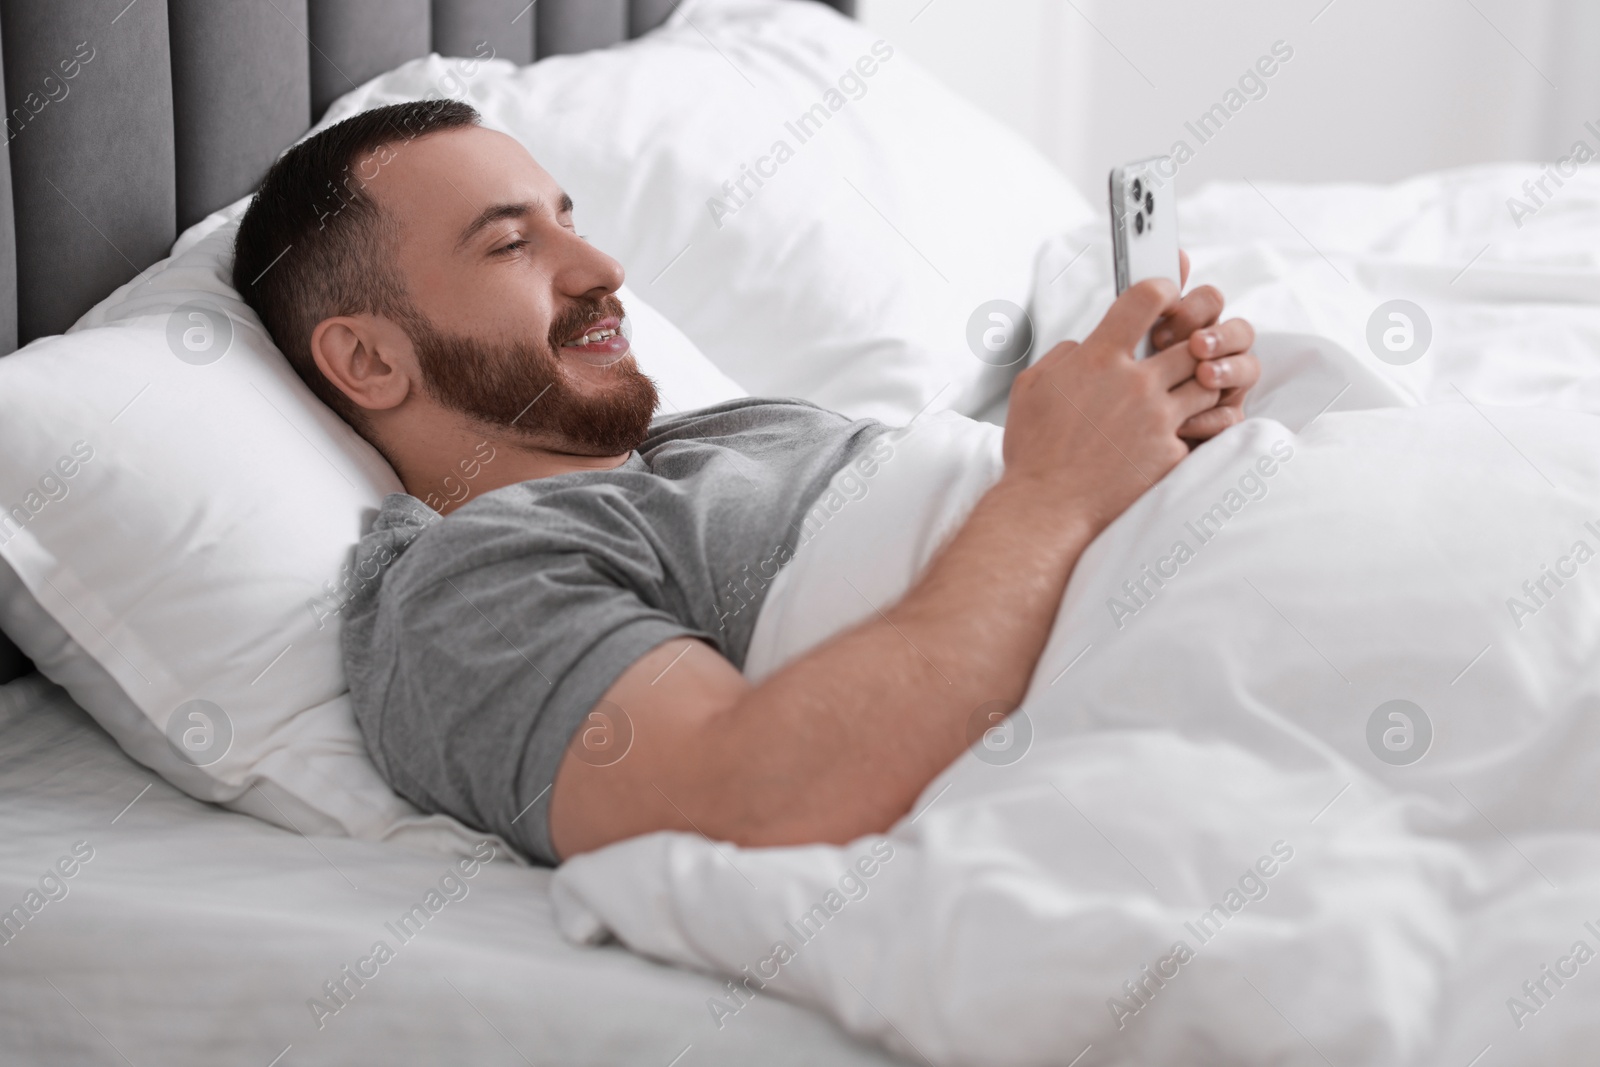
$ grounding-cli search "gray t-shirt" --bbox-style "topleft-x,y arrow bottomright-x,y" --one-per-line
342,397 -> 893,865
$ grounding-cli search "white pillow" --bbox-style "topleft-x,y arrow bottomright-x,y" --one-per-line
319,0 -> 1095,423
0,194 -> 744,851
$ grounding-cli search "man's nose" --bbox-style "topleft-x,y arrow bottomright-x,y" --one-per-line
556,235 -> 625,299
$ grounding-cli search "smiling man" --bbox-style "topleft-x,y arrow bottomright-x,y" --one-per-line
232,100 -> 1259,866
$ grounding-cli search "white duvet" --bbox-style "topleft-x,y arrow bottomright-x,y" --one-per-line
551,165 -> 1600,1067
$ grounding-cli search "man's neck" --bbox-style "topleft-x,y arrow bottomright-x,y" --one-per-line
397,426 -> 631,515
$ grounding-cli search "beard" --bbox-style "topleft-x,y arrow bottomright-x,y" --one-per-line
399,292 -> 659,456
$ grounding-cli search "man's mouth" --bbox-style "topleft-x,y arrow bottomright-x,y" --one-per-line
559,315 -> 629,362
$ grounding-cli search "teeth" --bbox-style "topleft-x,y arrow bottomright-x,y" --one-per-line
565,327 -> 617,346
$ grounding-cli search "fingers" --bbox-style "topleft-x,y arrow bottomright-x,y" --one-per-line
1179,249 -> 1190,290
1188,317 -> 1255,362
1167,377 -> 1222,421
1086,277 -> 1181,356
1178,403 -> 1242,441
1150,285 -> 1224,351
1146,323 -> 1256,393
1195,350 -> 1261,394
1145,339 -> 1201,390
1147,316 -> 1254,386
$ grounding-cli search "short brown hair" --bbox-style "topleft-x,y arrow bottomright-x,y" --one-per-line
232,100 -> 481,426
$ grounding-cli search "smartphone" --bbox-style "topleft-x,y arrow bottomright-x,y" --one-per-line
1109,157 -> 1181,358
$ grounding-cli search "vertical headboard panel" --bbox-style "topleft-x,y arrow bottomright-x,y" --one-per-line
0,16 -> 14,355
538,0 -> 629,60
2,0 -> 176,344
306,0 -> 432,123
630,0 -> 682,36
171,0 -> 312,233
431,0 -> 536,66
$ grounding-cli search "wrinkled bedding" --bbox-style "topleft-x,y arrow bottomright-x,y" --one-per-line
550,165 -> 1600,1067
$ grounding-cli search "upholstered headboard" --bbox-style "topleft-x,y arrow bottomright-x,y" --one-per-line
0,0 -> 852,684
0,0 -> 854,355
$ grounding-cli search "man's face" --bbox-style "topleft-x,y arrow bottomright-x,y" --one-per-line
365,124 -> 657,455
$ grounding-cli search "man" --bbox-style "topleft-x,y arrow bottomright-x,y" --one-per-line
233,100 -> 1259,866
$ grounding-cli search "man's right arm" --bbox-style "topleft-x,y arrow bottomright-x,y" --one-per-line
548,279 -> 1254,860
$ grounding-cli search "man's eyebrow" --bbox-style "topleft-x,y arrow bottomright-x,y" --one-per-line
455,193 -> 576,250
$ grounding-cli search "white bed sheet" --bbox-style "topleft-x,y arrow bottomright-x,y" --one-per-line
0,674 -> 905,1067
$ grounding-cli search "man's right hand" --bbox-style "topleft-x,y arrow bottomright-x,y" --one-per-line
1000,278 -> 1221,534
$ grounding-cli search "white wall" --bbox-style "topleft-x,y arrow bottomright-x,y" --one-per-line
858,0 -> 1598,202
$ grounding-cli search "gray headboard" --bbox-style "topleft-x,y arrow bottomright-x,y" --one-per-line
0,0 -> 853,684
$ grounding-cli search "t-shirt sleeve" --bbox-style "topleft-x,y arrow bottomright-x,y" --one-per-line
364,536 -> 704,866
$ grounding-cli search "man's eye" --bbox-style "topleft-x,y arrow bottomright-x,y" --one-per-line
495,238 -> 528,255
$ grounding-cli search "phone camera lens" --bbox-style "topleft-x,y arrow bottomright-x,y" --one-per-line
1134,211 -> 1145,234
1131,178 -> 1143,201
1145,192 -> 1154,214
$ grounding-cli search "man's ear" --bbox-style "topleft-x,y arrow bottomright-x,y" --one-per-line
309,315 -> 413,413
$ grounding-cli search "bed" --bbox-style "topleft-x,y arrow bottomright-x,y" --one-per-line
0,2 -> 914,1064
6,1 -> 1600,1065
